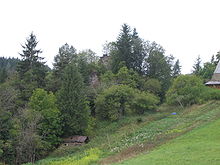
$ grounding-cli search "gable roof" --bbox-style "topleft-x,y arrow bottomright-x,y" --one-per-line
205,61 -> 220,85
214,61 -> 220,74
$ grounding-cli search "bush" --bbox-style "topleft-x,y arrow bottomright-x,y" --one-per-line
96,85 -> 159,121
166,75 -> 220,106
131,91 -> 159,114
166,75 -> 204,106
96,85 -> 134,121
143,78 -> 162,95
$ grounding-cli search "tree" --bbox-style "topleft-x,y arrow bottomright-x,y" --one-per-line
15,108 -> 42,164
0,68 -> 7,83
166,75 -> 204,106
131,91 -> 159,114
199,62 -> 216,82
144,42 -> 173,97
192,55 -> 202,75
143,78 -> 162,96
76,49 -> 99,85
57,64 -> 89,136
16,33 -> 47,103
215,51 -> 220,63
51,43 -> 77,92
111,24 -> 146,74
172,59 -> 181,78
96,85 -> 159,120
96,85 -> 135,121
131,28 -> 146,74
29,89 -> 62,149
116,66 -> 137,88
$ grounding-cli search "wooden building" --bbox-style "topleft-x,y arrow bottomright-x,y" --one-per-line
205,61 -> 220,89
63,136 -> 89,146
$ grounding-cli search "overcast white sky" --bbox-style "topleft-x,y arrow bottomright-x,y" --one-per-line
1,0 -> 220,73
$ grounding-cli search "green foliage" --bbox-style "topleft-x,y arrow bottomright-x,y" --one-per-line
0,57 -> 19,84
76,50 -> 99,85
172,59 -> 181,78
96,85 -> 134,121
16,33 -> 47,103
85,117 -> 96,137
145,43 -> 173,94
27,100 -> 220,165
131,91 -> 159,114
100,71 -> 115,85
115,117 -> 220,165
192,55 -> 202,75
116,67 -> 137,88
52,43 -> 77,92
57,64 -> 89,136
143,78 -> 162,95
100,66 -> 142,91
29,88 -> 62,148
199,62 -> 216,81
15,108 -> 47,164
96,85 -> 159,121
165,75 -> 219,106
0,68 -> 7,84
25,148 -> 101,165
111,24 -> 146,74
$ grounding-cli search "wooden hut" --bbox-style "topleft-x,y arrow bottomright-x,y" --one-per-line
205,61 -> 220,89
63,136 -> 89,146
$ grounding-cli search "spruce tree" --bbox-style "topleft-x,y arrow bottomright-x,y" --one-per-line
57,64 -> 89,136
51,43 -> 77,92
16,33 -> 47,103
172,59 -> 181,78
111,24 -> 146,74
192,55 -> 202,75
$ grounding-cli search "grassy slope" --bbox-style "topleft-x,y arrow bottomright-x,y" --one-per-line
26,101 -> 220,165
114,118 -> 220,165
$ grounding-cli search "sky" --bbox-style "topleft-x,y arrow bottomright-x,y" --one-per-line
1,0 -> 220,74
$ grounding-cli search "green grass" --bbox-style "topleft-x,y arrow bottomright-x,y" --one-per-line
25,101 -> 220,165
114,118 -> 220,165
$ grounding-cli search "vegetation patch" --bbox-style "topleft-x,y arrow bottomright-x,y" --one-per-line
113,117 -> 220,165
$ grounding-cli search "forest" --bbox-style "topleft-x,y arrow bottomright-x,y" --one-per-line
1,24 -> 220,165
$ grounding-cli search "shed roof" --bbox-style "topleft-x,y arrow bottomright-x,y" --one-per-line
63,136 -> 89,143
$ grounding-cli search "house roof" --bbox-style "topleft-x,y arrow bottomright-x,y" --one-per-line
214,61 -> 220,73
205,81 -> 220,85
63,136 -> 89,143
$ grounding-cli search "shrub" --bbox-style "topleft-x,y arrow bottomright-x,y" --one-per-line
166,75 -> 204,106
96,85 -> 135,121
96,85 -> 159,121
143,78 -> 162,95
131,91 -> 159,114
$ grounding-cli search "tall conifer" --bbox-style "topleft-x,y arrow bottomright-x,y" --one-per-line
57,64 -> 88,136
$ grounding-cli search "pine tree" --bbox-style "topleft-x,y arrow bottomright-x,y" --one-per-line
172,59 -> 181,78
0,68 -> 7,83
111,24 -> 132,73
111,24 -> 146,74
57,64 -> 89,136
16,33 -> 47,103
192,55 -> 202,75
131,28 -> 146,74
51,43 -> 77,92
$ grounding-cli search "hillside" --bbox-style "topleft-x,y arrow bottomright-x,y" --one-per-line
25,101 -> 220,165
114,117 -> 220,165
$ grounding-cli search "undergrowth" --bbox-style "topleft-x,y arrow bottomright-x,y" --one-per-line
25,101 -> 220,165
